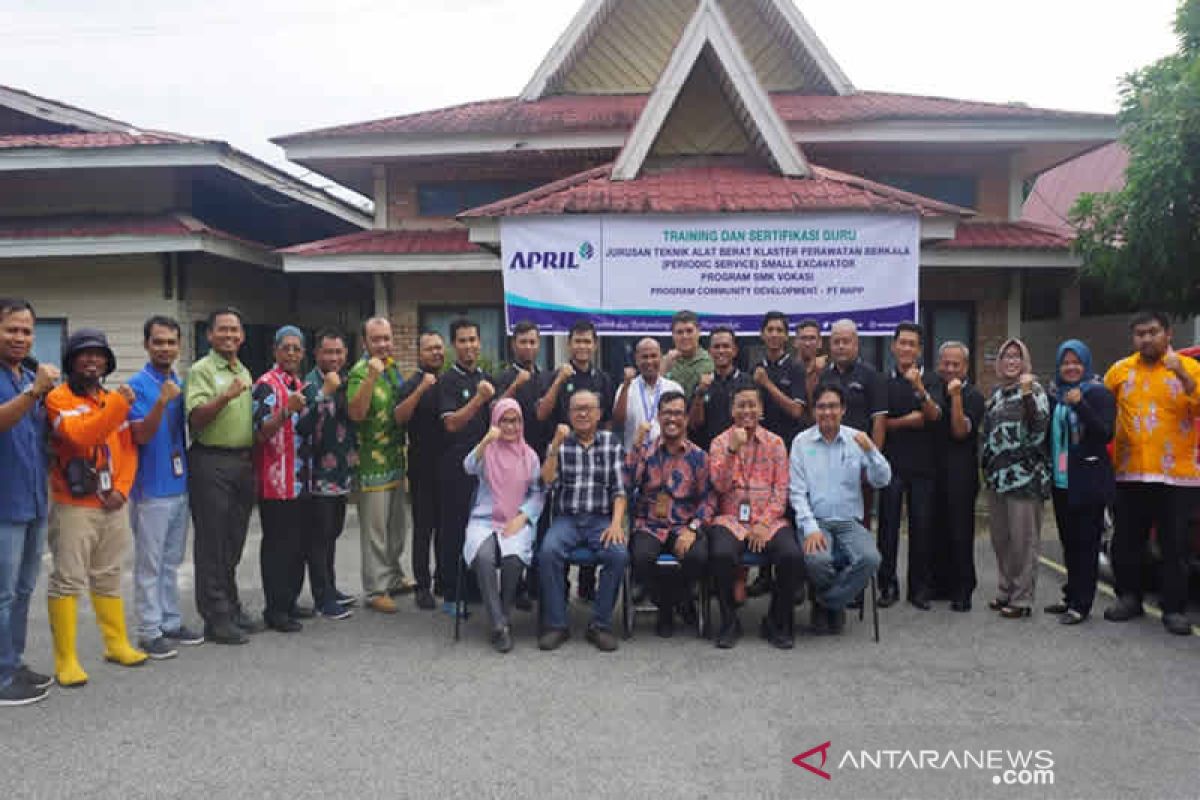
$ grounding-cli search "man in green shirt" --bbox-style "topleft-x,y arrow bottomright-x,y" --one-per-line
347,317 -> 412,614
664,309 -> 714,399
185,307 -> 261,645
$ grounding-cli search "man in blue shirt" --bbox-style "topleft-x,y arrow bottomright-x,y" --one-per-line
790,383 -> 891,635
128,316 -> 204,659
0,298 -> 58,706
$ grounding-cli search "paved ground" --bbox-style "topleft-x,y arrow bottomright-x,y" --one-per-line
1,509 -> 1197,800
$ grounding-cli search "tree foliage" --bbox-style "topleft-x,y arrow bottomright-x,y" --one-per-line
1071,0 -> 1200,316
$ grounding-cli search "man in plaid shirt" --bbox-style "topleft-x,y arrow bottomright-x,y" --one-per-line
537,390 -> 628,653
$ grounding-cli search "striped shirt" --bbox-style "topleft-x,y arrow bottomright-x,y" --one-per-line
550,429 -> 626,517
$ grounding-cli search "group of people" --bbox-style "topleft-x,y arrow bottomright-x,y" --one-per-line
0,296 -> 1196,705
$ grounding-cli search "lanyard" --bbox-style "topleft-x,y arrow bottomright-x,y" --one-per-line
731,435 -> 758,493
637,377 -> 662,422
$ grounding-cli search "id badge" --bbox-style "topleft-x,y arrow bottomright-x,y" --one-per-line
171,450 -> 185,478
1057,452 -> 1068,475
738,502 -> 752,523
98,469 -> 113,493
653,491 -> 671,520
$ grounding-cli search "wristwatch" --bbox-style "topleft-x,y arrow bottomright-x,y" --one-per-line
22,386 -> 41,401
688,518 -> 701,532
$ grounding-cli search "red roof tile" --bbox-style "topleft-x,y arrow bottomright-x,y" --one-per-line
459,160 -> 972,218
933,221 -> 1071,250
278,227 -> 484,256
1021,142 -> 1127,236
0,131 -> 202,150
0,212 -> 269,250
277,91 -> 1111,142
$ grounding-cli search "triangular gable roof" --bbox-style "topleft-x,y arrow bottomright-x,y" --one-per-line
0,84 -> 135,134
520,0 -> 852,101
612,0 -> 808,180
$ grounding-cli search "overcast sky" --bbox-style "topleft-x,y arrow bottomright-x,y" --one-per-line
0,0 -> 1181,202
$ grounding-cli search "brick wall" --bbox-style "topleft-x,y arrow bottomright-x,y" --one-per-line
922,268 -> 1010,394
387,271 -> 504,372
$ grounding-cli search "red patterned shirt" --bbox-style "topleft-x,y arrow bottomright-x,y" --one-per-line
707,425 -> 790,541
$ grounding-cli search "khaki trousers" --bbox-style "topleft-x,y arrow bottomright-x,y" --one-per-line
987,490 -> 1043,607
356,483 -> 410,598
47,503 -> 131,598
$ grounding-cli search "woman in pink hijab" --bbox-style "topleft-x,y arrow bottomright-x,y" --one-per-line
462,397 -> 544,652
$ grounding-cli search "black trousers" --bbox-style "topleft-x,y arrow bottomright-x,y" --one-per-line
409,462 -> 441,592
259,498 -> 309,621
1112,482 -> 1198,615
1051,488 -> 1104,615
437,452 -> 478,603
298,495 -> 344,608
877,471 -> 936,599
188,446 -> 255,626
708,524 -> 803,628
630,528 -> 708,610
933,469 -> 979,603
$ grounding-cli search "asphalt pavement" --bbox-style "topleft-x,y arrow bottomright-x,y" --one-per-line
1,508 -> 1196,800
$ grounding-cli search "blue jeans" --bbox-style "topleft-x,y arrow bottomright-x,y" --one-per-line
803,519 -> 881,611
538,513 -> 628,631
131,494 -> 189,640
0,519 -> 47,688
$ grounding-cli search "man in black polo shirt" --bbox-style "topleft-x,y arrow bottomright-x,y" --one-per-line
394,330 -> 445,610
793,318 -> 827,430
876,322 -> 944,609
753,311 -> 807,445
437,319 -> 494,613
688,326 -> 752,452
536,318 -> 614,602
493,320 -> 546,609
932,340 -> 985,612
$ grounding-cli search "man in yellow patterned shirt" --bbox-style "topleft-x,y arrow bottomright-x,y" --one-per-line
1102,311 -> 1200,635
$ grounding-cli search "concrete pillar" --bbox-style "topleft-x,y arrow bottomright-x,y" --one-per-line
1007,269 -> 1022,340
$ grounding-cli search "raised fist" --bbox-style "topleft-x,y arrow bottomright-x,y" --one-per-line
623,366 -> 637,385
158,379 -> 181,404
367,357 -> 385,378
730,426 -> 748,451
484,425 -> 502,444
513,367 -> 530,387
853,430 -> 874,452
1164,351 -> 1183,374
553,423 -> 570,444
904,366 -> 923,389
422,371 -> 437,389
1019,373 -> 1035,394
286,391 -> 307,414
697,372 -> 714,392
813,355 -> 828,372
1063,387 -> 1083,406
557,363 -> 575,383
321,371 -> 341,396
663,349 -> 680,369
753,366 -> 769,387
116,385 -> 136,405
224,377 -> 247,400
477,380 -> 495,401
634,420 -> 653,447
947,378 -> 963,397
32,363 -> 59,395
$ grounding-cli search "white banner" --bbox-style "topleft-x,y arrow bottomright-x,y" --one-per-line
502,213 -> 919,335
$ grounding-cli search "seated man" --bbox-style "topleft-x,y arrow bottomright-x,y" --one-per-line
790,384 -> 890,634
537,391 -> 628,653
625,391 -> 710,639
708,386 -> 803,650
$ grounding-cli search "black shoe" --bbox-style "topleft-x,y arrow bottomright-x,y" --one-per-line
492,626 -> 514,654
289,605 -> 316,620
234,611 -> 266,635
677,600 -> 698,628
987,597 -> 1009,611
877,585 -> 899,608
0,679 -> 48,707
655,608 -> 675,638
585,625 -> 619,652
1163,613 -> 1193,636
746,571 -> 773,598
949,599 -> 972,613
415,587 -> 436,610
1044,601 -> 1069,614
265,614 -> 302,633
828,608 -> 846,635
715,615 -> 742,649
999,605 -> 1032,619
537,628 -> 570,651
205,621 -> 248,645
759,616 -> 794,649
1058,609 -> 1086,625
908,595 -> 932,611
162,625 -> 205,645
138,637 -> 179,660
809,603 -> 830,635
1103,597 -> 1145,622
15,665 -> 53,690
334,590 -> 359,607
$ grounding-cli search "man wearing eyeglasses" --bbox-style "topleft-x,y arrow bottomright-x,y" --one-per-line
790,383 -> 890,635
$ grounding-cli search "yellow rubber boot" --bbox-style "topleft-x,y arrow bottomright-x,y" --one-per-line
48,595 -> 89,687
91,594 -> 147,667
